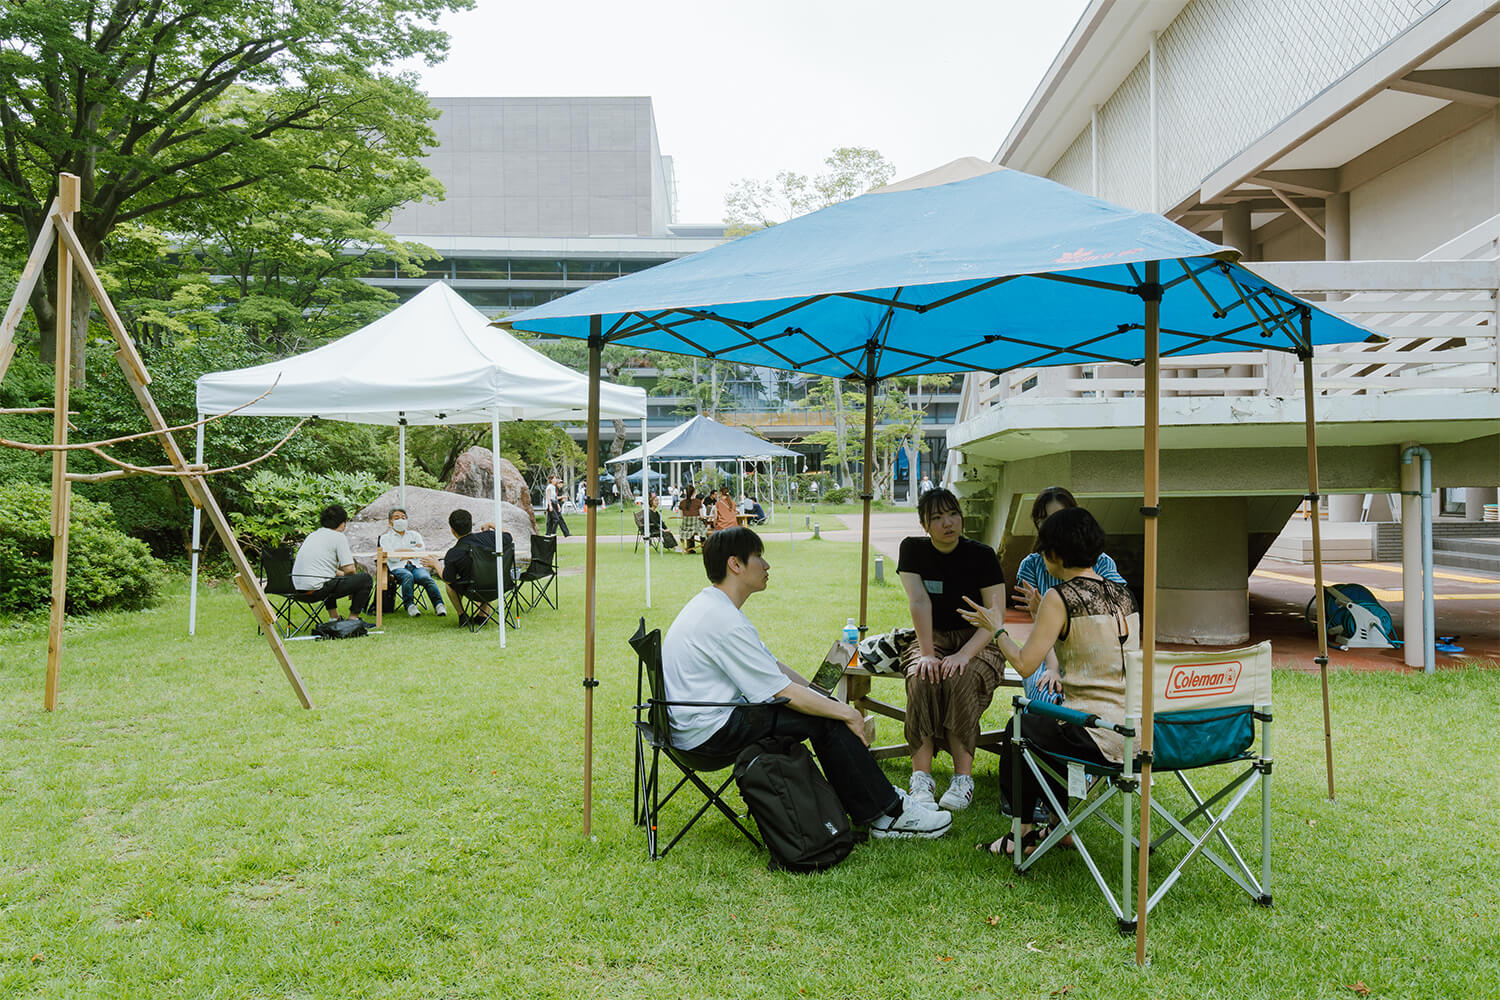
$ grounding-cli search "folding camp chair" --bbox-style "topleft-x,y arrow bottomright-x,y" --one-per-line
633,509 -> 662,554
508,533 -> 558,616
458,544 -> 518,632
629,618 -> 786,860
260,548 -> 329,639
1005,641 -> 1273,933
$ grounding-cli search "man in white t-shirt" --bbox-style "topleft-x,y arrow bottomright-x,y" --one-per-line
376,506 -> 446,617
661,527 -> 951,839
290,504 -> 372,621
544,475 -> 571,537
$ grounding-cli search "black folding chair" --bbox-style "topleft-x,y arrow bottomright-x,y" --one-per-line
260,547 -> 329,639
508,533 -> 558,617
632,509 -> 662,554
629,618 -> 785,860
458,543 -> 518,632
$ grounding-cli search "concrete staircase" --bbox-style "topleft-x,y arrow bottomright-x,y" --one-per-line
1433,535 -> 1500,575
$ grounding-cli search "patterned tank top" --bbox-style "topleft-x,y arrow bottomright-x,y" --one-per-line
1054,577 -> 1140,763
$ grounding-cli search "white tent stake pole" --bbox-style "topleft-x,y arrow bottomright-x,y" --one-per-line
398,420 -> 406,509
642,415 -> 651,609
493,410 -> 506,649
188,416 -> 205,636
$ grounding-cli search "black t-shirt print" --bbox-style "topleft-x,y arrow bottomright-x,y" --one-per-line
896,535 -> 1005,632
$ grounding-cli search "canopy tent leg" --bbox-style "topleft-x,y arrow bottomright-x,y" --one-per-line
1301,324 -> 1334,800
642,415 -> 651,609
399,419 -> 407,509
188,418 -> 206,636
858,374 -> 875,638
583,321 -> 602,838
493,411 -> 506,649
1135,260 -> 1162,966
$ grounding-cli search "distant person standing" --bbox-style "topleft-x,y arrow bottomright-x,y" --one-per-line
919,474 -> 934,497
576,480 -> 586,509
545,475 -> 571,537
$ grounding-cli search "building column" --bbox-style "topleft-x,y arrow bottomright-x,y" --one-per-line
1328,494 -> 1364,522
1466,486 -> 1498,522
1222,203 -> 1253,259
1324,192 -> 1350,262
1157,496 -> 1249,644
1400,444 -> 1423,668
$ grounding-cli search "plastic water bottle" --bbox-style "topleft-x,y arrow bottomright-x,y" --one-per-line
843,618 -> 859,645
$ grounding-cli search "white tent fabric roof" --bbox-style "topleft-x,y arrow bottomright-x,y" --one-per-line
195,282 -> 645,424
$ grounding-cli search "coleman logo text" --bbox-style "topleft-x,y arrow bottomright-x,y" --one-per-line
1164,660 -> 1242,699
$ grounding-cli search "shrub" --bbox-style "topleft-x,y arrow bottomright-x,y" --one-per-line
228,468 -> 391,556
822,487 -> 853,504
0,482 -> 165,615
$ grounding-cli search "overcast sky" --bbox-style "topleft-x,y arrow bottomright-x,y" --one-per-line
411,0 -> 1090,223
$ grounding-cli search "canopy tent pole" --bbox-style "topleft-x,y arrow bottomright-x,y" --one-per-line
1134,260 -> 1161,966
1301,314 -> 1335,800
642,415 -> 651,609
858,373 -> 875,638
492,409 -> 506,649
398,419 -> 407,509
188,418 -> 206,635
583,320 -> 602,837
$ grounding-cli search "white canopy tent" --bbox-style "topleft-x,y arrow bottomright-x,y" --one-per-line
192,281 -> 647,644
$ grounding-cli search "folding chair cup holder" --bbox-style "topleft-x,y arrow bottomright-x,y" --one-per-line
630,619 -> 785,860
1007,642 -> 1274,934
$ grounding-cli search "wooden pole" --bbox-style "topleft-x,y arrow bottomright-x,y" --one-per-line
583,319 -> 602,837
1134,260 -> 1161,965
49,206 -> 312,708
1301,315 -> 1335,800
0,203 -> 59,383
44,175 -> 80,711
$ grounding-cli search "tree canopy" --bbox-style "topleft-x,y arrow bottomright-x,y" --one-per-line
0,0 -> 470,379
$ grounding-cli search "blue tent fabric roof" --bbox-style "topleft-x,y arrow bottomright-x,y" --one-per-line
608,415 -> 800,464
506,163 -> 1372,377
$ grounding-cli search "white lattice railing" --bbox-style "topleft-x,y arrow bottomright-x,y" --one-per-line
943,221 -> 1500,488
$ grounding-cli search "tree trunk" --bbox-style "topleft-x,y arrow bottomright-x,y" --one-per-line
832,379 -> 850,485
34,249 -> 94,388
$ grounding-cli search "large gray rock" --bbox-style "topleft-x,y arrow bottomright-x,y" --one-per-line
351,485 -> 534,568
447,447 -> 537,536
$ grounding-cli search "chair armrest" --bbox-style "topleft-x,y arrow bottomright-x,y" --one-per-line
636,696 -> 791,710
1021,698 -> 1136,738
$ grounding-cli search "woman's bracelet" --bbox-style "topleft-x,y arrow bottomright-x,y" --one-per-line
993,627 -> 1008,642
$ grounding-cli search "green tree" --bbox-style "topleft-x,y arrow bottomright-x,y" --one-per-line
799,375 -> 950,498
0,0 -> 470,382
723,147 -> 895,231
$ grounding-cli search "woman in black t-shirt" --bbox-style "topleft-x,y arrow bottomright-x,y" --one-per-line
895,487 -> 1008,812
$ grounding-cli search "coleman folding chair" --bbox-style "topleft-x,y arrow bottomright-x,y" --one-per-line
1006,641 -> 1273,933
508,533 -> 558,616
630,618 -> 785,860
260,548 -> 329,639
459,544 -> 518,632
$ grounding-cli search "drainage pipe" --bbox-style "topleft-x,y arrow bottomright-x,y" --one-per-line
1400,445 -> 1434,674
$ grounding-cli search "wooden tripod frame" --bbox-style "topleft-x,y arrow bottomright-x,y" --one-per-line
0,173 -> 312,711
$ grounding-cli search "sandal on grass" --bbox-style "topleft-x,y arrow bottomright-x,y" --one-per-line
978,826 -> 1047,856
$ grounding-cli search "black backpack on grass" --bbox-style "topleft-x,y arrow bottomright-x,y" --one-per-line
733,738 -> 855,873
314,618 -> 368,640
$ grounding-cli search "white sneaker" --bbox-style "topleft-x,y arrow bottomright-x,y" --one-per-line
407,604 -> 421,617
871,793 -> 953,839
939,774 -> 975,811
434,603 -> 447,616
908,770 -> 937,808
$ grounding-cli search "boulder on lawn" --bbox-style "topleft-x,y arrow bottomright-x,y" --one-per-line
449,446 -> 532,508
350,485 -> 534,568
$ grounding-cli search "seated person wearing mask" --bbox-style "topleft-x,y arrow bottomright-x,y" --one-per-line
377,507 -> 446,617
291,503 -> 373,622
663,527 -> 952,840
420,509 -> 512,628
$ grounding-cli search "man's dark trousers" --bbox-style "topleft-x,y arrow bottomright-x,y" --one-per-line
306,573 -> 373,616
694,705 -> 899,826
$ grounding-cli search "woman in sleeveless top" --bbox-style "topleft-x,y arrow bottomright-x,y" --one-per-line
960,506 -> 1139,856
679,485 -> 704,553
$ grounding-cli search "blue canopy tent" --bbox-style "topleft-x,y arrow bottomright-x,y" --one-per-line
506,159 -> 1368,952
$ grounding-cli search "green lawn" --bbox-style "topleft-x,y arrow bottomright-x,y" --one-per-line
1,538 -> 1496,998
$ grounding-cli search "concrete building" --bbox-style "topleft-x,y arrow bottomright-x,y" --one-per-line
370,96 -> 957,487
946,0 -> 1499,649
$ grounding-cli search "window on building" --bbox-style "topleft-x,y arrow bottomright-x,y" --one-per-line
566,260 -> 622,281
508,259 -> 565,281
452,258 -> 507,280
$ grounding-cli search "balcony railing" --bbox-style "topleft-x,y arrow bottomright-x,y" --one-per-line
944,225 -> 1499,487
